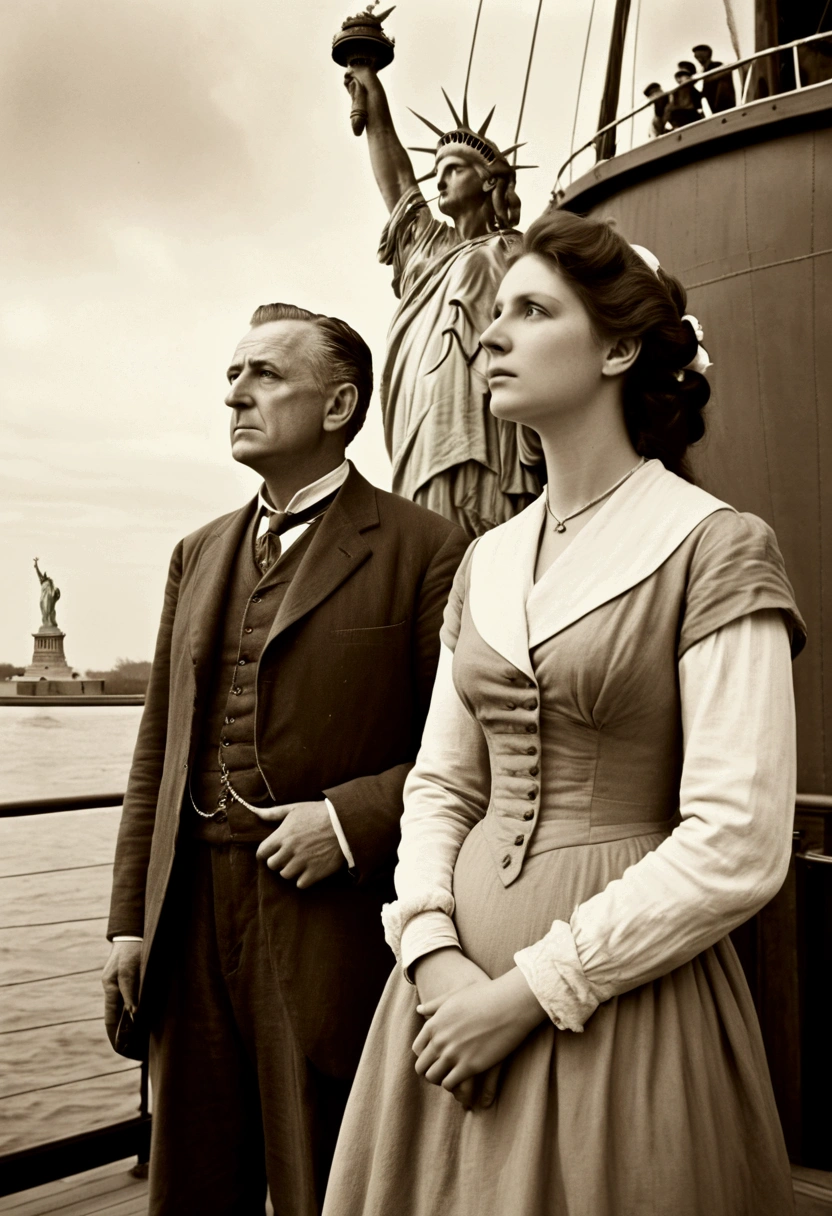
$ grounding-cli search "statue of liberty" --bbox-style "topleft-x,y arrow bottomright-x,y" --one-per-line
33,558 -> 60,628
341,20 -> 542,536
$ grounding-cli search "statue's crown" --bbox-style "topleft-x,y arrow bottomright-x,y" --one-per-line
408,91 -> 536,182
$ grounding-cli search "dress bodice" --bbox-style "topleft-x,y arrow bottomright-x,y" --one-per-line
445,472 -> 805,887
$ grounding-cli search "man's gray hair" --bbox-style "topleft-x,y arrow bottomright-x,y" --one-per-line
249,303 -> 373,444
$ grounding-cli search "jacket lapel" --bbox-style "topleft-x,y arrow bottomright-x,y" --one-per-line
188,499 -> 257,670
264,465 -> 377,647
525,460 -> 732,648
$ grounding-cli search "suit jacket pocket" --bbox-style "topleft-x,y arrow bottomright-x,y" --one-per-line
332,619 -> 409,645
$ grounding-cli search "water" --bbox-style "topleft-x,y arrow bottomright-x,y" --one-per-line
0,706 -> 143,1153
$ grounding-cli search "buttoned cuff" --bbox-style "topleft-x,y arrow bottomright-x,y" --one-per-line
400,910 -> 461,983
112,936 -> 143,943
325,797 -> 356,871
513,920 -> 599,1032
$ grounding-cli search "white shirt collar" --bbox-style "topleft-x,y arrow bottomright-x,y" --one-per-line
255,459 -> 350,550
257,459 -> 350,521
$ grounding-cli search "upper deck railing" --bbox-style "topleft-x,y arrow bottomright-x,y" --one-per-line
554,30 -> 832,198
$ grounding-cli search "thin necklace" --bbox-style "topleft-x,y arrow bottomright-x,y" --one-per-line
545,458 -> 645,534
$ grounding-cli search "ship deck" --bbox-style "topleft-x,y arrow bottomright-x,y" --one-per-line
0,1161 -> 147,1216
0,1161 -> 830,1216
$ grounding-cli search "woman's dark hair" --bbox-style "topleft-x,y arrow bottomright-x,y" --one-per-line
249,302 -> 373,444
520,211 -> 709,478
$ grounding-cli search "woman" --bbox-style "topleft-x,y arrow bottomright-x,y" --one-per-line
323,212 -> 804,1215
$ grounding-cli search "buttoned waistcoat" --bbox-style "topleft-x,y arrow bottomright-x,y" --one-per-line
107,465 -> 467,1076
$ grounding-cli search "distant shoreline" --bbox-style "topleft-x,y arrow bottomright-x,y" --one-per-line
0,695 -> 145,707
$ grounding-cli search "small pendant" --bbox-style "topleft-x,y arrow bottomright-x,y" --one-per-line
556,523 -> 566,534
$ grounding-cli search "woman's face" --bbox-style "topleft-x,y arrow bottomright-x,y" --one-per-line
482,253 -> 610,429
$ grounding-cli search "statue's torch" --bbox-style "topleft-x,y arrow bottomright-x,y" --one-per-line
332,5 -> 396,136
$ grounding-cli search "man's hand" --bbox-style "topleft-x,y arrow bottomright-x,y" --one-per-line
253,801 -> 345,889
412,967 -> 546,1100
102,941 -> 142,1037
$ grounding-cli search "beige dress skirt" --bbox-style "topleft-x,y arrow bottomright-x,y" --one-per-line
325,824 -> 794,1216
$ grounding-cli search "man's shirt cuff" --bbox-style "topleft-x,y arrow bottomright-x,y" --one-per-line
325,797 -> 356,871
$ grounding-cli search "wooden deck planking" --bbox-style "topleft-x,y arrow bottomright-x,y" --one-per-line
0,1159 -> 828,1214
0,1161 -> 146,1216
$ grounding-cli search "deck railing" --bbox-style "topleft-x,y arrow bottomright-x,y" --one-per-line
0,792 -> 149,1198
555,30 -> 832,196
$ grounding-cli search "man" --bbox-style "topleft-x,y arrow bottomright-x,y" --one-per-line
666,62 -> 704,128
642,81 -> 669,137
692,43 -> 737,114
102,303 -> 467,1215
342,61 -> 541,538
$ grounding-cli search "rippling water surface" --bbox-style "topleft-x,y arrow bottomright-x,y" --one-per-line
0,706 -> 143,1153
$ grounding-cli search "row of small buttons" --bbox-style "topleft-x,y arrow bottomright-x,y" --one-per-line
499,666 -> 540,870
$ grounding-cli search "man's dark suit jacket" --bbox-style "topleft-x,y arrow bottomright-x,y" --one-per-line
107,465 -> 467,1078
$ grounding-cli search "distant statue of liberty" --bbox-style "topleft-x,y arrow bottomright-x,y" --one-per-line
33,557 -> 60,628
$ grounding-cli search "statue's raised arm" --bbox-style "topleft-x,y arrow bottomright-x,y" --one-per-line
344,64 -> 419,213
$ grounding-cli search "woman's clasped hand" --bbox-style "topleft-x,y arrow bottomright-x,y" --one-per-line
412,947 -> 546,1110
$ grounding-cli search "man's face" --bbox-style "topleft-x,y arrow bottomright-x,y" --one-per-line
693,48 -> 710,68
436,153 -> 488,218
225,320 -> 329,472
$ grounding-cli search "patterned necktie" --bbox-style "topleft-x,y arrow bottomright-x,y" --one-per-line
254,488 -> 340,572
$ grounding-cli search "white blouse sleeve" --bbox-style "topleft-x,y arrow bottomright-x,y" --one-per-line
381,643 -> 491,976
514,608 -> 796,1031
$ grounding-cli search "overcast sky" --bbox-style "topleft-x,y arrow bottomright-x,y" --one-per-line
0,0 -> 752,671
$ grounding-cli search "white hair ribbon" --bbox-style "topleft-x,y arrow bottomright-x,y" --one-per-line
630,244 -> 713,379
677,314 -> 712,379
630,244 -> 662,275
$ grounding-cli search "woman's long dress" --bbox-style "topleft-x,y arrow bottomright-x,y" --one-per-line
324,461 -> 805,1216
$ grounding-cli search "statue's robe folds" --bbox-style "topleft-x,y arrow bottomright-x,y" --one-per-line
379,187 -> 541,537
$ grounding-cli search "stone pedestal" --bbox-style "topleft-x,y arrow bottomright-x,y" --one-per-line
13,627 -> 104,696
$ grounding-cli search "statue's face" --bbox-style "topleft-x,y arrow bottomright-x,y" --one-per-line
225,321 -> 330,471
435,153 -> 489,219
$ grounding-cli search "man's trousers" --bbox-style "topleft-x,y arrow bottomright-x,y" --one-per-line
147,840 -> 352,1216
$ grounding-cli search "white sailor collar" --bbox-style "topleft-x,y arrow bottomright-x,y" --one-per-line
467,459 -> 733,678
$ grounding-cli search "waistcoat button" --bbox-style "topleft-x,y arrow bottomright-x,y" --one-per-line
514,835 -> 524,847
232,686 -> 242,696
238,658 -> 247,666
251,596 -> 261,604
523,810 -> 534,821
505,702 -> 516,710
525,746 -> 536,755
221,739 -> 230,747
529,766 -> 539,776
501,854 -> 512,868
244,627 -> 253,634
526,699 -> 538,710
527,788 -> 537,800
525,723 -> 537,734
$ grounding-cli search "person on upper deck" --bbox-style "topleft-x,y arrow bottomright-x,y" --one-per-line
643,81 -> 669,137
666,62 -> 705,127
693,44 -> 737,113
322,211 -> 804,1216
